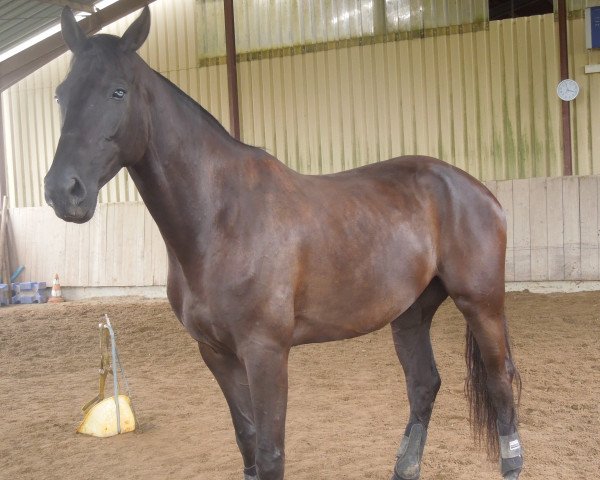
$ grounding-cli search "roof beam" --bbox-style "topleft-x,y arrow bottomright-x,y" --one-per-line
0,0 -> 156,92
36,1 -> 95,14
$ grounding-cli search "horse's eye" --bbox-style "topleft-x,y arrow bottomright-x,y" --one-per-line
111,88 -> 126,100
54,95 -> 59,104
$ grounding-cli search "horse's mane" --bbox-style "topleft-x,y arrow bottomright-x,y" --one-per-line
151,69 -> 231,136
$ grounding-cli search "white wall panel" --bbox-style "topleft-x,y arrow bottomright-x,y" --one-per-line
7,176 -> 600,287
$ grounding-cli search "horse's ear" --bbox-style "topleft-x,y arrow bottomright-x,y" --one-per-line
120,6 -> 151,52
61,7 -> 88,54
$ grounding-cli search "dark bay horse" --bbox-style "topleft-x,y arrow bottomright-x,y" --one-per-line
44,7 -> 523,480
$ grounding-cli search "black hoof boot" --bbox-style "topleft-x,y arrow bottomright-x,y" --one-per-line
499,431 -> 523,480
503,470 -> 521,480
391,423 -> 427,480
244,465 -> 258,480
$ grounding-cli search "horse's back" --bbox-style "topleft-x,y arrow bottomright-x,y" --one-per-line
330,154 -> 506,239
300,154 -> 505,247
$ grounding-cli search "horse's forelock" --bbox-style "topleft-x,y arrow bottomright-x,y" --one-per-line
89,34 -> 123,52
68,34 -> 137,80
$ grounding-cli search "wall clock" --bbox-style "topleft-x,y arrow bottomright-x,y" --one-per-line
556,79 -> 580,101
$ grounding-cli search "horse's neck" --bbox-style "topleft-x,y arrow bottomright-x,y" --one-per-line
127,73 -> 251,261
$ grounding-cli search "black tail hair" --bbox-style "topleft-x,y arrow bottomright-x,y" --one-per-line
464,323 -> 521,459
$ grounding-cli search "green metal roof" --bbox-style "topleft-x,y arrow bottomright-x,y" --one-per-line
0,0 -> 97,58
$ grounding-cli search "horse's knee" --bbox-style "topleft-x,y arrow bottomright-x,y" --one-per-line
255,447 -> 284,480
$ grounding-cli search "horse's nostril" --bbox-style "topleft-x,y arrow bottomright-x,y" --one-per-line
68,176 -> 87,204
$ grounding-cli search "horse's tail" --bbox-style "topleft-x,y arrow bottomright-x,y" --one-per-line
464,322 -> 521,459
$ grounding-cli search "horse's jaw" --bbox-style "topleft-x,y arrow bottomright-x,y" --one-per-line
45,190 -> 97,224
54,208 -> 95,224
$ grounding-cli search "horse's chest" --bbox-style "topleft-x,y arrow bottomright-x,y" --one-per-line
172,288 -> 231,350
166,260 -> 229,347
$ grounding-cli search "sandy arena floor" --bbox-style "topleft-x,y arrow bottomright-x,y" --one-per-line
0,291 -> 598,480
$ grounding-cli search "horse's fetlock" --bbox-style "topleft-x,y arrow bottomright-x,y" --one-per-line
243,465 -> 258,480
256,447 -> 284,479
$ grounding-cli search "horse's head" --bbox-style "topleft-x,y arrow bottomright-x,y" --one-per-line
44,7 -> 151,223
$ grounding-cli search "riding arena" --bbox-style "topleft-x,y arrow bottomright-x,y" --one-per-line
0,1 -> 599,479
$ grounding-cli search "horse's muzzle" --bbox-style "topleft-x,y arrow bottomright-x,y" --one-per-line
44,173 -> 95,223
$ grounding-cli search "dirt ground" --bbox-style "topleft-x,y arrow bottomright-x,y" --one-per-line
0,291 -> 598,480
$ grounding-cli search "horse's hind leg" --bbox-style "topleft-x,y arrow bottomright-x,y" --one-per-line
390,277 -> 448,480
198,343 -> 258,480
441,257 -> 523,480
451,292 -> 523,479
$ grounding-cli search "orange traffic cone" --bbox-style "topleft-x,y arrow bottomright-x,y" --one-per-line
48,273 -> 65,303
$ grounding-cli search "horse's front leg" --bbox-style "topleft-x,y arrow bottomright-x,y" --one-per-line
242,341 -> 290,480
198,342 -> 258,480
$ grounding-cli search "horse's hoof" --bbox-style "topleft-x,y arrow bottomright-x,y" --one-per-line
391,470 -> 420,480
503,471 -> 520,480
391,461 -> 420,480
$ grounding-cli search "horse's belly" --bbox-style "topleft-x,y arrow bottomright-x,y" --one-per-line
291,276 -> 429,345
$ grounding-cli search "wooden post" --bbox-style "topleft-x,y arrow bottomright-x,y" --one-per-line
558,0 -> 573,176
0,196 -> 9,285
0,96 -> 6,200
223,0 -> 240,140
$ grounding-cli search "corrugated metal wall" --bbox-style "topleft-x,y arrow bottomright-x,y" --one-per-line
196,0 -> 488,60
2,0 -> 600,208
570,13 -> 600,176
560,0 -> 600,10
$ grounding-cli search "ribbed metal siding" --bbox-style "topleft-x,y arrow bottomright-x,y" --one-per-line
2,0 -> 600,208
236,13 -> 599,180
570,14 -> 600,176
196,0 -> 488,59
0,0 -> 97,58
558,0 -> 600,11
